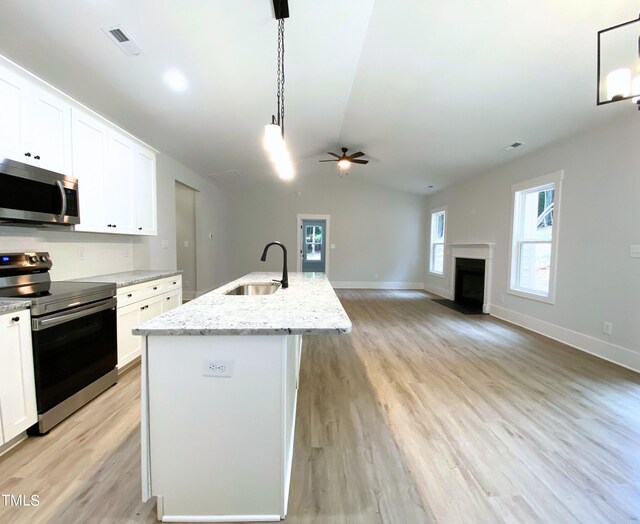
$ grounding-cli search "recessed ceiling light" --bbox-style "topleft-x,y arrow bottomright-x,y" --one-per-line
163,69 -> 189,92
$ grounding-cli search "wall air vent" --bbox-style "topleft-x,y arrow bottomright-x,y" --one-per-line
208,170 -> 241,178
503,141 -> 524,151
102,25 -> 142,56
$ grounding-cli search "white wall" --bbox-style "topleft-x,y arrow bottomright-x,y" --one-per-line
225,174 -> 427,288
425,112 -> 640,371
133,153 -> 228,295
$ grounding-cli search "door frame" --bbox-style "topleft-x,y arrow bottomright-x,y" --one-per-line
296,214 -> 331,276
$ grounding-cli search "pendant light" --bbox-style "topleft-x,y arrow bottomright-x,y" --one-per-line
264,1 -> 294,180
597,14 -> 640,110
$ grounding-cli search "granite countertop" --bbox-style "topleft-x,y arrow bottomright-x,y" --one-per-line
0,299 -> 31,315
73,270 -> 182,288
133,272 -> 352,336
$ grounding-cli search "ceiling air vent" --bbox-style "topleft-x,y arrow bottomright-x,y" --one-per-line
503,141 -> 524,151
103,25 -> 142,56
208,170 -> 242,179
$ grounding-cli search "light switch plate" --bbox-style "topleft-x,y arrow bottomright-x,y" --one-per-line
630,245 -> 640,258
161,240 -> 169,249
330,244 -> 336,249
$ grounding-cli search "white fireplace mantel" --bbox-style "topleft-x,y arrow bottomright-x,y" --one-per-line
448,243 -> 494,313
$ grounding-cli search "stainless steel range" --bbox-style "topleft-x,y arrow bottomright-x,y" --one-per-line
0,252 -> 117,434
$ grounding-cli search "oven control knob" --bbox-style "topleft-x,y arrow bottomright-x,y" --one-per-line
40,256 -> 48,263
29,256 -> 38,263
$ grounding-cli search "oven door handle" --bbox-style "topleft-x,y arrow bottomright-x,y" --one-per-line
32,298 -> 117,331
56,179 -> 67,222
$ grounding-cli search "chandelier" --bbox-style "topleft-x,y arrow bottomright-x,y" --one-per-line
597,13 -> 640,110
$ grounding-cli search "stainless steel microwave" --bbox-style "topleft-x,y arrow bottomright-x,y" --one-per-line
0,158 -> 80,226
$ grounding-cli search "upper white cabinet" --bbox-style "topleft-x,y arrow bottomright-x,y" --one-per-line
0,60 -> 157,236
0,310 -> 38,443
0,63 -> 72,174
71,107 -> 157,236
133,145 -> 157,235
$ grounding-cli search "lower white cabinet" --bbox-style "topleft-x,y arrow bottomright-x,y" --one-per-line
0,310 -> 37,444
116,276 -> 182,369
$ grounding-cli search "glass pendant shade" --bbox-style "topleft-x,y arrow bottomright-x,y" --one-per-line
338,159 -> 351,170
606,68 -> 632,100
264,123 -> 283,152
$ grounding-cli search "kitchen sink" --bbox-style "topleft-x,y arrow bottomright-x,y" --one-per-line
225,282 -> 281,296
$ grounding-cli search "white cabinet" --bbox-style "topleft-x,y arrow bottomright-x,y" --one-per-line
105,131 -> 135,232
71,107 -> 157,236
72,110 -> 109,233
116,276 -> 182,368
0,310 -> 37,444
133,146 -> 157,235
0,63 -> 71,174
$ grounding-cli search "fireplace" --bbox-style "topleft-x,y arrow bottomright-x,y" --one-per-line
454,258 -> 485,311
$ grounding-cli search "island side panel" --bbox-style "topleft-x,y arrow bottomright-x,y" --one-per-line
283,334 -> 301,516
147,335 -> 286,520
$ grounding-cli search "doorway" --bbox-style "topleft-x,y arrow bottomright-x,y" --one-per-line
175,182 -> 198,300
297,214 -> 330,274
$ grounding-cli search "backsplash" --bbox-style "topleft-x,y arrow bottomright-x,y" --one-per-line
0,225 -> 135,280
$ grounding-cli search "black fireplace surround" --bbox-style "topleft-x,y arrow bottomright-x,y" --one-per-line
454,258 -> 485,311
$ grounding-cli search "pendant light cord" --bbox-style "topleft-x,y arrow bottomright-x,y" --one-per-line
276,19 -> 285,136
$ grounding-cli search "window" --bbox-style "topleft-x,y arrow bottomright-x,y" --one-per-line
509,171 -> 563,303
429,207 -> 446,275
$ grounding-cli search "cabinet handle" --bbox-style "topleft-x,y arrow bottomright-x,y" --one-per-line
24,152 -> 31,157
166,297 -> 170,300
127,293 -> 132,298
107,224 -> 112,227
34,155 -> 41,160
172,281 -> 176,285
138,227 -> 142,231
153,286 -> 158,290
11,316 -> 20,322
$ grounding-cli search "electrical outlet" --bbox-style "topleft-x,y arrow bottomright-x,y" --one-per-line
161,239 -> 169,249
603,322 -> 613,335
630,245 -> 640,258
500,294 -> 506,303
77,248 -> 85,260
124,246 -> 130,258
203,360 -> 233,377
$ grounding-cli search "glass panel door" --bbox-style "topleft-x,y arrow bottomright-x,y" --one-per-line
301,219 -> 326,273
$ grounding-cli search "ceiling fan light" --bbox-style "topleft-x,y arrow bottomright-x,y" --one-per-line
338,159 -> 351,169
607,68 -> 631,101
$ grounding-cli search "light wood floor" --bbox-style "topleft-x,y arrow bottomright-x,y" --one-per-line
1,289 -> 639,523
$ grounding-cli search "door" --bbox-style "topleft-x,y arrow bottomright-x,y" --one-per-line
0,310 -> 37,442
72,109 -> 108,232
0,65 -> 25,164
301,219 -> 326,273
175,182 -> 198,299
133,145 -> 157,235
25,85 -> 72,174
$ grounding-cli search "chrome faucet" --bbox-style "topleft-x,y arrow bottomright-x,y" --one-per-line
260,241 -> 288,289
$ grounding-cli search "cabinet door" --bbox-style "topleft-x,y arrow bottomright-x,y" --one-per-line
0,65 -> 26,163
161,291 -> 182,313
142,296 -> 163,322
24,85 -> 72,175
0,311 -> 37,441
133,145 -> 157,235
117,302 -> 143,368
72,109 -> 109,233
105,131 -> 134,233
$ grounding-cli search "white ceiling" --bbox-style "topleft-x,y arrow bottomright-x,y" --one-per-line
0,1 -> 636,194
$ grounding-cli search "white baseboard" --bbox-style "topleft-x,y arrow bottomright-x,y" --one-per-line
331,281 -> 424,290
423,283 -> 453,300
490,305 -> 640,373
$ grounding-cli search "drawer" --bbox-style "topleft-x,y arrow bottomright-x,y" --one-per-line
117,281 -> 150,308
163,275 -> 182,293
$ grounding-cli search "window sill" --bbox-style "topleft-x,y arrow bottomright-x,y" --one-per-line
507,287 -> 555,304
428,270 -> 445,278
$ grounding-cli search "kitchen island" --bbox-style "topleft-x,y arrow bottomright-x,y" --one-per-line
133,272 -> 351,522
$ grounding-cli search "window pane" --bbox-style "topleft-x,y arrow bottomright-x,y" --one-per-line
522,188 -> 553,241
433,244 -> 444,273
314,226 -> 323,243
518,242 -> 551,293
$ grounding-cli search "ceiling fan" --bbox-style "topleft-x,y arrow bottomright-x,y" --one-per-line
319,147 -> 369,171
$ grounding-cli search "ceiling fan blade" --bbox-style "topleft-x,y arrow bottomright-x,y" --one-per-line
327,152 -> 340,158
351,159 -> 369,165
319,159 -> 338,162
348,152 -> 365,159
